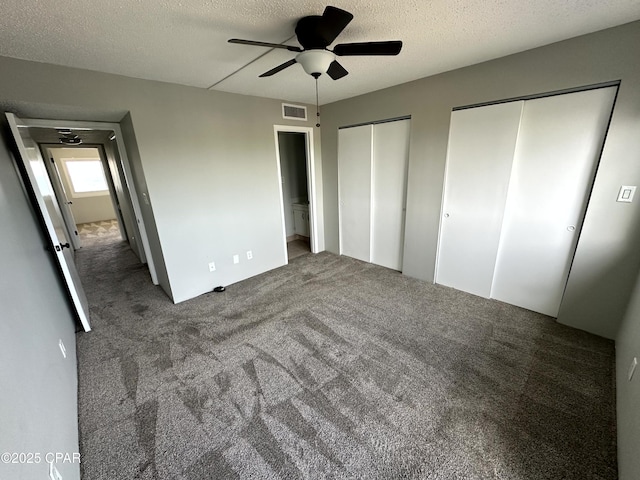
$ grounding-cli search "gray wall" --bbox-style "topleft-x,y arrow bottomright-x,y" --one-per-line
119,113 -> 172,297
0,127 -> 80,480
0,55 -> 321,303
49,147 -> 117,224
278,132 -> 308,237
616,272 -> 640,479
321,21 -> 640,340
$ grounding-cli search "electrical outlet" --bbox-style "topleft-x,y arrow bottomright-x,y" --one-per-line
208,261 -> 216,272
58,339 -> 66,359
629,357 -> 638,381
233,254 -> 239,264
49,462 -> 63,480
246,250 -> 253,260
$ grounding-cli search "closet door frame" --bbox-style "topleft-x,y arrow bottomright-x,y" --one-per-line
338,116 -> 411,268
435,81 -> 619,311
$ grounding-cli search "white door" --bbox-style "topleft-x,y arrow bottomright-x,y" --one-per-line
41,146 -> 82,250
436,101 -> 524,297
490,87 -> 616,316
6,113 -> 91,332
371,119 -> 410,271
338,124 -> 373,262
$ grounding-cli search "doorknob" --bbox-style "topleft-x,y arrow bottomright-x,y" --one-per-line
444,213 -> 450,218
567,226 -> 576,232
60,242 -> 71,249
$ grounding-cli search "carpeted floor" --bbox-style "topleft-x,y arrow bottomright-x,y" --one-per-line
74,231 -> 617,479
76,219 -> 121,241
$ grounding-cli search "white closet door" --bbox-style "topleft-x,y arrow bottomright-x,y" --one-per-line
371,119 -> 410,271
338,125 -> 373,262
490,87 -> 616,316
436,101 -> 524,297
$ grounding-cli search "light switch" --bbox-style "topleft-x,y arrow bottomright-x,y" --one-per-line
617,185 -> 636,203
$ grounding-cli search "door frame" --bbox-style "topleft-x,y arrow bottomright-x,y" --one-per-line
6,113 -> 92,331
337,116 -> 412,269
435,81 -> 620,284
273,125 -> 319,260
38,143 -> 83,250
434,84 -> 618,315
40,143 -> 128,250
17,117 -> 159,285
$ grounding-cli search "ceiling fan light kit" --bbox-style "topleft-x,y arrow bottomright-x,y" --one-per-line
229,6 -> 403,128
296,50 -> 336,76
228,6 -> 403,80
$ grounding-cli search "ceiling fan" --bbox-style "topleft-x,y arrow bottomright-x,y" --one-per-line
228,6 -> 403,80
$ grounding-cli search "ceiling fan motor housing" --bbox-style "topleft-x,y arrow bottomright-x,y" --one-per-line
295,16 -> 332,49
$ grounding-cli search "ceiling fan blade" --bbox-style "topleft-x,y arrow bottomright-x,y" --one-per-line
327,61 -> 349,80
259,59 -> 297,77
228,38 -> 302,52
318,6 -> 354,45
334,41 -> 403,56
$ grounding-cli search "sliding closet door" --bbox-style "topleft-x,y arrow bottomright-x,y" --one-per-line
436,102 -> 524,297
338,125 -> 373,262
490,87 -> 616,316
371,119 -> 410,271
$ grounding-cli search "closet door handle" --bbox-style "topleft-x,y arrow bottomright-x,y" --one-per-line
567,226 -> 576,232
444,213 -> 450,218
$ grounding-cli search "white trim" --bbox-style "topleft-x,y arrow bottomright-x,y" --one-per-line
433,113 -> 454,283
273,132 -> 289,264
369,124 -> 375,262
337,132 -> 343,256
273,125 -> 319,260
38,144 -> 83,250
18,117 -> 159,285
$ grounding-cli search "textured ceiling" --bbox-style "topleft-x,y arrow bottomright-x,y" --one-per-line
1,0 -> 639,105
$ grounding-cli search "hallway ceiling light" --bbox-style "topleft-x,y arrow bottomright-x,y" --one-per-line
59,134 -> 83,145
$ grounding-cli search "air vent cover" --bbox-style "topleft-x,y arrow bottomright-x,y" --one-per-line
282,103 -> 307,121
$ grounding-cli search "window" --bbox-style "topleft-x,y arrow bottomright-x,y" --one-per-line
63,159 -> 109,197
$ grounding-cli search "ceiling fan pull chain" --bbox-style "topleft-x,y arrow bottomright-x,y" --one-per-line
315,75 -> 320,128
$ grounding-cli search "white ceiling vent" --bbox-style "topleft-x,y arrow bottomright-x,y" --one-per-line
282,103 -> 307,121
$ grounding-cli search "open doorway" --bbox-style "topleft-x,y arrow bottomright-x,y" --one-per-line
41,145 -> 123,250
274,125 -> 319,262
19,118 -> 156,282
7,114 -> 160,331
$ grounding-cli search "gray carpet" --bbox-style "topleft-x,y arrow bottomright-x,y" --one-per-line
75,231 -> 617,480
